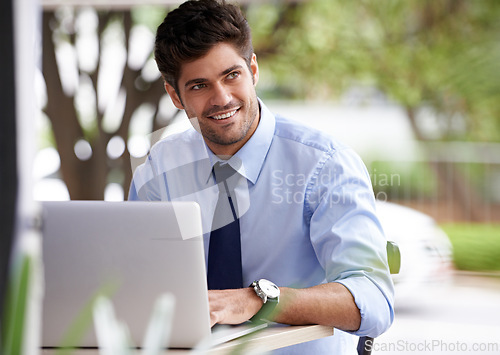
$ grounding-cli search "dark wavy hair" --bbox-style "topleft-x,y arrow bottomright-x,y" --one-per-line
154,0 -> 254,94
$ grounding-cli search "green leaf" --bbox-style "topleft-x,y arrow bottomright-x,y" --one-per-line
2,257 -> 32,355
55,281 -> 120,355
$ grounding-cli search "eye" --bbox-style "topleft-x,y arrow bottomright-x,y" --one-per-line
227,71 -> 240,80
191,83 -> 207,90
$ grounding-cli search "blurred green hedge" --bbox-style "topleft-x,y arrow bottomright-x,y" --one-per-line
441,224 -> 500,271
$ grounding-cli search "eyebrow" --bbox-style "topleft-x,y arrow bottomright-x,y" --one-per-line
183,64 -> 244,89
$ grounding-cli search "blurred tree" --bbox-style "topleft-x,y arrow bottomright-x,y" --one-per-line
42,6 -> 178,200
248,0 -> 500,220
250,0 -> 500,141
41,0 -> 499,212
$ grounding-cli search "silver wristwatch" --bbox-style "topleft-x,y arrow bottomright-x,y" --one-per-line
249,279 -> 280,323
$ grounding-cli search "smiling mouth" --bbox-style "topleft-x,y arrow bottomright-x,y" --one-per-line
209,108 -> 239,120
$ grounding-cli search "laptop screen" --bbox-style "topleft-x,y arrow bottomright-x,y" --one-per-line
41,201 -> 210,349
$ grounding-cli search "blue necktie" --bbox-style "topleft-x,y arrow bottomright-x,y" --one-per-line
207,162 -> 243,290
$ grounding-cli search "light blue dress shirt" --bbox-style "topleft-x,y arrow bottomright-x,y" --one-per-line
129,99 -> 394,354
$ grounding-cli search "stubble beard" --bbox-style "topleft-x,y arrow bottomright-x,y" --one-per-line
201,94 -> 259,147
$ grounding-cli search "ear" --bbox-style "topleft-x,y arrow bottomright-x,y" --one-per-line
250,53 -> 259,87
164,82 -> 184,109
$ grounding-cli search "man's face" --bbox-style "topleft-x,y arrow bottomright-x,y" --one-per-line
165,43 -> 260,157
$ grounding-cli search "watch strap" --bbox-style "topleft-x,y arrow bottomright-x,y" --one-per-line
250,297 -> 278,324
249,280 -> 279,323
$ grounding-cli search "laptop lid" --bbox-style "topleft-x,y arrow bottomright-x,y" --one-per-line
40,200 -> 211,349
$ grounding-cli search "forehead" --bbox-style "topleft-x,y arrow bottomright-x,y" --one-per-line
177,43 -> 247,85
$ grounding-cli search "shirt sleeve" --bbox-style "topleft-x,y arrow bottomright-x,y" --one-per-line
128,154 -> 164,201
305,146 -> 395,338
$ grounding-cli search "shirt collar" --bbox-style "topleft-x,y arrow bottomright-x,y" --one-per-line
203,98 -> 276,184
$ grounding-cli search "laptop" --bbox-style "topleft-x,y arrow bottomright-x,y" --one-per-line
40,201 -> 266,349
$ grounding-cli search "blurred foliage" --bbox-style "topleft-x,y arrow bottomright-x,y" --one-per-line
2,257 -> 30,355
41,5 -> 177,199
55,282 -> 118,353
441,223 -> 500,271
454,162 -> 500,203
130,5 -> 167,32
39,0 -> 500,202
369,160 -> 500,203
369,160 -> 437,200
248,0 -> 500,142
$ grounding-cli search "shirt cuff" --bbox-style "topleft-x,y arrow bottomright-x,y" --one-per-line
335,276 -> 394,338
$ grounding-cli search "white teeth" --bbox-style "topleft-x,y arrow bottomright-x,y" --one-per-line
212,110 -> 237,120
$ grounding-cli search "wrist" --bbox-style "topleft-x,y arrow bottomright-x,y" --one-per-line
249,279 -> 280,323
246,286 -> 264,314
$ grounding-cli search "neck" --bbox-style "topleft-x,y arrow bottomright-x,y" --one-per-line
215,154 -> 232,161
207,141 -> 244,158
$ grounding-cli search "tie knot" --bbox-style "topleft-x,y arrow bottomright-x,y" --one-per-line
213,162 -> 237,184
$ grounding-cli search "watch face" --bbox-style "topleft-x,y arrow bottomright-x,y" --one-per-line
259,279 -> 280,298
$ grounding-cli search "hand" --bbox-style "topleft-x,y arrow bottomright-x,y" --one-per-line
208,288 -> 263,327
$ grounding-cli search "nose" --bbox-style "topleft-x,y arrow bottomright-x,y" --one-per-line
209,82 -> 232,107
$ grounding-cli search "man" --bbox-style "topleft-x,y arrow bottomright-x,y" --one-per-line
129,0 -> 394,353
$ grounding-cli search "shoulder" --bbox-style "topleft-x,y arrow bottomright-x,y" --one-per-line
143,127 -> 210,175
271,114 -> 368,178
273,114 -> 348,154
149,127 -> 202,157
